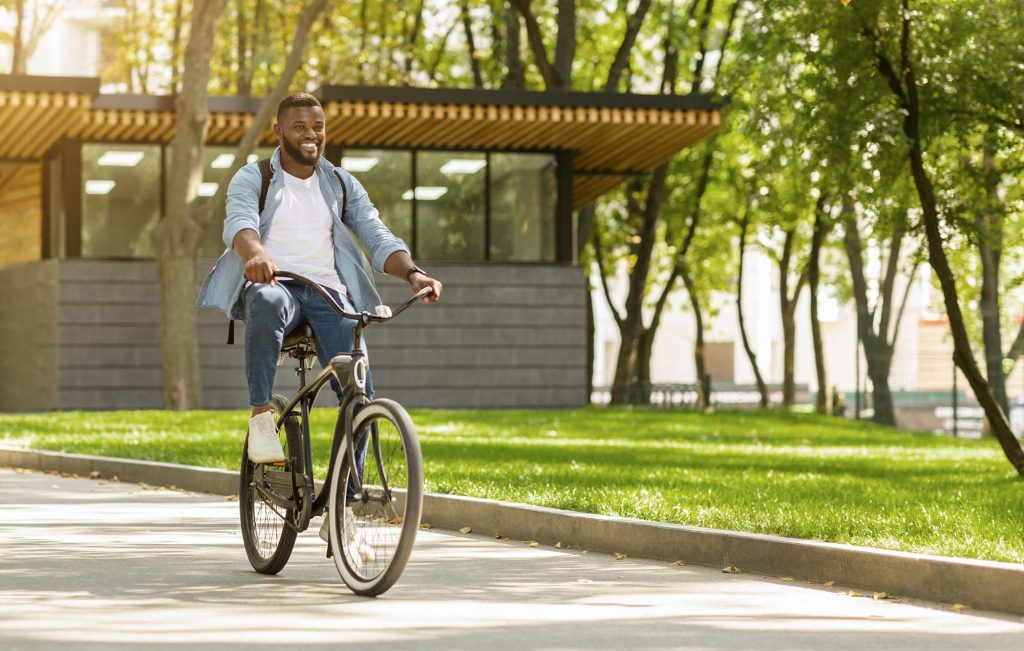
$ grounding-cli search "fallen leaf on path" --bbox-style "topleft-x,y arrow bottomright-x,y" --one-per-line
672,560 -> 686,566
581,550 -> 588,554
225,495 -> 239,502
527,541 -> 539,547
951,604 -> 968,613
502,537 -> 511,543
824,581 -> 835,588
459,526 -> 472,534
111,475 -> 119,482
614,553 -> 627,560
781,577 -> 794,582
387,517 -> 403,525
554,542 -> 562,549
88,471 -> 102,479
847,591 -> 864,598
722,566 -> 741,574
493,533 -> 502,539
872,592 -> 888,600
420,522 -> 434,529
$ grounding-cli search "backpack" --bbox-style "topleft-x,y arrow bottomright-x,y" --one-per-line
226,159 -> 349,344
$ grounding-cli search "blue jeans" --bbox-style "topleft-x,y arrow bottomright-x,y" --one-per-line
241,280 -> 373,407
242,281 -> 373,496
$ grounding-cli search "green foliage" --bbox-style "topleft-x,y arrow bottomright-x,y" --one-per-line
2,408 -> 1022,562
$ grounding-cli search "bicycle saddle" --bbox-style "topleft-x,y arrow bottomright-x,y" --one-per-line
281,323 -> 315,354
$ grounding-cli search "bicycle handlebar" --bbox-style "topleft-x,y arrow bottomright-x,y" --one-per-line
272,270 -> 434,326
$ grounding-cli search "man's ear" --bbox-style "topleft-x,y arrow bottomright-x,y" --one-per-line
272,122 -> 282,140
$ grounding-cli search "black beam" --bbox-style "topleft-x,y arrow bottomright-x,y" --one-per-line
316,84 -> 726,112
61,141 -> 82,258
556,151 -> 575,264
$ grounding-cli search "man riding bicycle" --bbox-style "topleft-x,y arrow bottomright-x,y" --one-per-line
197,92 -> 442,466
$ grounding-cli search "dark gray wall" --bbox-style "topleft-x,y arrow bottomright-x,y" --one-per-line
0,259 -> 587,411
0,260 -> 58,412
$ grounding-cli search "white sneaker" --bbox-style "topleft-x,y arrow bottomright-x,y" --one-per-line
247,411 -> 286,463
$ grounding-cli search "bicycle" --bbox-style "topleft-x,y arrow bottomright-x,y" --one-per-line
238,270 -> 432,596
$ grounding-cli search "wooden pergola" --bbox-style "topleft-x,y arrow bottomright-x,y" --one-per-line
0,76 -> 722,265
5,81 -> 721,207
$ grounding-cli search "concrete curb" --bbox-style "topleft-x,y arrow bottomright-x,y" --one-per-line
3,445 -> 1022,616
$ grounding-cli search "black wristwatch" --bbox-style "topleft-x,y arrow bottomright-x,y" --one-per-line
405,265 -> 427,283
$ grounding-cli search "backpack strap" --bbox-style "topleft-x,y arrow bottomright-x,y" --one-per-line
334,168 -> 348,219
257,158 -> 273,214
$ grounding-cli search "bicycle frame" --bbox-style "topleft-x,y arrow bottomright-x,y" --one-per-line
262,271 -> 432,534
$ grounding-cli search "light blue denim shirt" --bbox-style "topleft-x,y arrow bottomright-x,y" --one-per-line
197,147 -> 409,319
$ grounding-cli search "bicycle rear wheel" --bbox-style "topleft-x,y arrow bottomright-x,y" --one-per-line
239,394 -> 301,574
327,398 -> 423,596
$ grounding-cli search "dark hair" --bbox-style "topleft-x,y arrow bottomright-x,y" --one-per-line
277,92 -> 322,119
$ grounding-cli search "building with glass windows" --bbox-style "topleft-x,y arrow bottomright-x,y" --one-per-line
0,75 -> 722,411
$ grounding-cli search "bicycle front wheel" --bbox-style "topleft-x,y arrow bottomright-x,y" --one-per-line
239,395 -> 301,574
327,398 -> 423,596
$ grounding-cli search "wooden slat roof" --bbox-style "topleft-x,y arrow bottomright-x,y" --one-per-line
2,78 -> 723,210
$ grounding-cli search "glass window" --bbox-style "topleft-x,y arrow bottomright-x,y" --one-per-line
489,152 -> 557,262
195,146 -> 275,257
81,143 -> 161,257
414,151 -> 485,260
340,149 -> 412,246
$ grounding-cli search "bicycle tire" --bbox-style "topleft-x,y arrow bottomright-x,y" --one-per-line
239,394 -> 302,574
327,398 -> 423,596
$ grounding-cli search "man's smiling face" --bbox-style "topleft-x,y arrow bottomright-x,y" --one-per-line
275,105 -> 326,167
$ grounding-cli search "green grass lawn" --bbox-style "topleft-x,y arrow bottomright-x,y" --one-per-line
1,407 -> 1021,563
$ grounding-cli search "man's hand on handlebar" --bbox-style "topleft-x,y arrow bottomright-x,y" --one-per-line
244,254 -> 279,286
409,271 -> 442,303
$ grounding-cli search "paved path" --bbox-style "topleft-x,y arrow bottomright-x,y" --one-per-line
0,468 -> 1021,650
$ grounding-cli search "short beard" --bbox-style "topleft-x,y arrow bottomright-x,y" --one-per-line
281,138 -> 319,166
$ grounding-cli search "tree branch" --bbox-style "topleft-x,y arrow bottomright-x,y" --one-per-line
605,0 -> 652,91
591,228 -> 625,328
510,0 -> 560,87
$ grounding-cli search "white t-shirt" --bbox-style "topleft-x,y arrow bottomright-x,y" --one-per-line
262,169 -> 345,294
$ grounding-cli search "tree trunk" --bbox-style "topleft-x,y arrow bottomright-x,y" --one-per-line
681,263 -> 709,408
501,5 -> 525,88
11,0 -> 26,74
976,140 -> 1008,414
608,169 -> 668,404
841,202 -> 898,426
154,0 -> 228,409
867,2 -> 1024,472
155,252 -> 202,409
809,199 -> 829,415
461,0 -> 484,88
736,211 -> 768,408
778,228 -> 806,407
